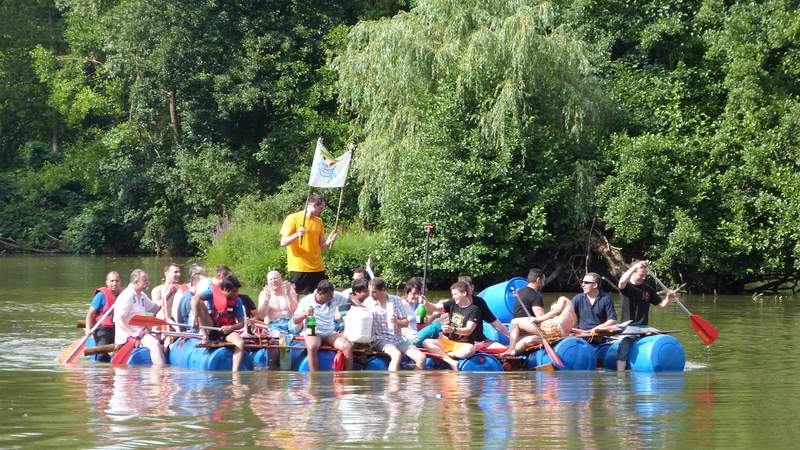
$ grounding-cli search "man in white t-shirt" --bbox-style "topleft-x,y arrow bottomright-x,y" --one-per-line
293,280 -> 351,371
113,269 -> 165,365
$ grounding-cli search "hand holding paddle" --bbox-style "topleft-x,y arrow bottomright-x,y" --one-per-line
57,303 -> 116,365
512,289 -> 565,368
648,270 -> 719,345
129,315 -> 222,331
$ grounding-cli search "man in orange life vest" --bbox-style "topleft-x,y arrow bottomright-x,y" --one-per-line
191,274 -> 246,372
84,271 -> 122,359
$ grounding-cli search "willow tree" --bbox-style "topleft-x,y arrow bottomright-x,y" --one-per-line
336,0 -> 607,285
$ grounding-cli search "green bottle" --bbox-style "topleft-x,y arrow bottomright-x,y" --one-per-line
306,309 -> 317,336
415,303 -> 427,325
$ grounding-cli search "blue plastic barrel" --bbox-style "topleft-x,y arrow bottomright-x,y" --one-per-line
84,336 -> 108,362
169,338 -> 199,367
526,337 -> 597,370
126,347 -> 152,366
458,353 -> 503,371
482,322 -> 510,345
297,349 -> 336,371
364,356 -> 390,370
601,334 -> 685,372
629,334 -> 685,372
477,277 -> 528,324
203,347 -> 253,371
251,348 -> 269,367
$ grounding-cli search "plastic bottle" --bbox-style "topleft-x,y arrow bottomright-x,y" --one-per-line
415,303 -> 427,325
306,308 -> 316,336
386,300 -> 395,333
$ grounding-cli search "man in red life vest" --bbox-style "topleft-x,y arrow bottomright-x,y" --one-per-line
84,271 -> 121,360
191,274 -> 246,372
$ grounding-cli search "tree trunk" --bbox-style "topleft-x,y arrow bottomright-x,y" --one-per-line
589,231 -> 627,277
169,90 -> 181,145
52,120 -> 61,153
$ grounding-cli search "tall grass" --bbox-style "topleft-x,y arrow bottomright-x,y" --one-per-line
206,221 -> 384,290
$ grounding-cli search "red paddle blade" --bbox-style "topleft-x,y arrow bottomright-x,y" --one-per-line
542,341 -> 565,369
111,339 -> 136,365
690,314 -> 719,345
333,350 -> 346,371
129,315 -> 167,327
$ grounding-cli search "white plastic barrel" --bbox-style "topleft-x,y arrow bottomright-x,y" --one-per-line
344,306 -> 373,343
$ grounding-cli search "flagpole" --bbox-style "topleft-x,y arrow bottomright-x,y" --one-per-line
330,143 -> 354,248
299,188 -> 312,245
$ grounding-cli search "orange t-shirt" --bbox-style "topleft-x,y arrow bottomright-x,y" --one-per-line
280,211 -> 325,272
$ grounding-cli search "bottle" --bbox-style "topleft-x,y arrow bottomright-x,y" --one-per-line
415,303 -> 427,325
306,308 -> 316,336
386,300 -> 395,334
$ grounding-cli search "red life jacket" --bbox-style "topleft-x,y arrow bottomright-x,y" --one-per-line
95,287 -> 118,328
210,285 -> 238,327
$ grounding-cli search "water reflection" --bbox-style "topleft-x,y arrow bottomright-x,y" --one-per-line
6,363 -> 722,449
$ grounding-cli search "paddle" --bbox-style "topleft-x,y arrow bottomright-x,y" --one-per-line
511,289 -> 565,368
111,335 -> 139,365
57,303 -> 116,365
422,224 -> 434,295
84,344 -> 116,356
648,270 -> 719,345
129,315 -> 222,331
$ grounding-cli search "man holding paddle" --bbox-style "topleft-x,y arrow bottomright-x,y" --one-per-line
114,269 -> 165,365
615,260 -> 674,370
191,274 -> 247,372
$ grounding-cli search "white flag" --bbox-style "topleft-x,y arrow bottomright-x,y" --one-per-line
308,138 -> 352,188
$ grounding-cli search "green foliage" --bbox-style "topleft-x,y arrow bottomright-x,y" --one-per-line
206,220 -> 383,290
336,0 -> 607,284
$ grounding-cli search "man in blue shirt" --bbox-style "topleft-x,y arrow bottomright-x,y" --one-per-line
571,272 -> 617,332
191,275 -> 246,372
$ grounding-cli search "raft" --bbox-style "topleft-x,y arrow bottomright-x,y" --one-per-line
479,279 -> 687,372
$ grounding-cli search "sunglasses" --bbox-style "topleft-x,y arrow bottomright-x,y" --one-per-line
581,280 -> 596,285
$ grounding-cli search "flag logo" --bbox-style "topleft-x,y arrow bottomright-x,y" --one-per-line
308,138 -> 352,188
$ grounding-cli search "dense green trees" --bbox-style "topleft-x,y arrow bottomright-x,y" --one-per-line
1,0 -> 797,292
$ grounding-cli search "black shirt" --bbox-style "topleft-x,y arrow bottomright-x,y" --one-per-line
620,282 -> 661,325
240,294 -> 257,318
513,286 -> 544,319
442,299 -> 485,343
472,295 -> 498,323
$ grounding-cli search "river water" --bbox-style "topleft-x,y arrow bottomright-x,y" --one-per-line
0,255 -> 797,449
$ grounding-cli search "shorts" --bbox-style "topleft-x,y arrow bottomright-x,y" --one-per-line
267,317 -> 297,336
374,339 -> 412,353
93,326 -> 115,346
289,271 -> 327,295
436,338 -> 473,354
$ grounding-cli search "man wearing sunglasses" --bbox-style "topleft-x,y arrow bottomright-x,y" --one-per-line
571,272 -> 617,333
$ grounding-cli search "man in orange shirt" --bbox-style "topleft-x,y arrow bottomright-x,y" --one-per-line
280,193 -> 338,294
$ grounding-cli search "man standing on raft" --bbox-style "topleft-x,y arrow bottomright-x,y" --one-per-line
615,260 -> 674,371
280,193 -> 338,295
114,269 -> 165,365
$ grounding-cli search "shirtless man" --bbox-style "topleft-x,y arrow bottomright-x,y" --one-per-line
257,270 -> 299,337
151,263 -> 183,329
502,296 -> 576,355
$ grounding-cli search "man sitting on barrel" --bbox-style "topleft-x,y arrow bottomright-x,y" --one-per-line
293,280 -> 352,371
191,274 -> 246,372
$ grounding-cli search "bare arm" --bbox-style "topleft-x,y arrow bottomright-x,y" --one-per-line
619,261 -> 645,290
319,231 -> 337,251
84,307 -> 98,336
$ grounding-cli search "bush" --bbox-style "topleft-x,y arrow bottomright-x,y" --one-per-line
205,220 -> 383,291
